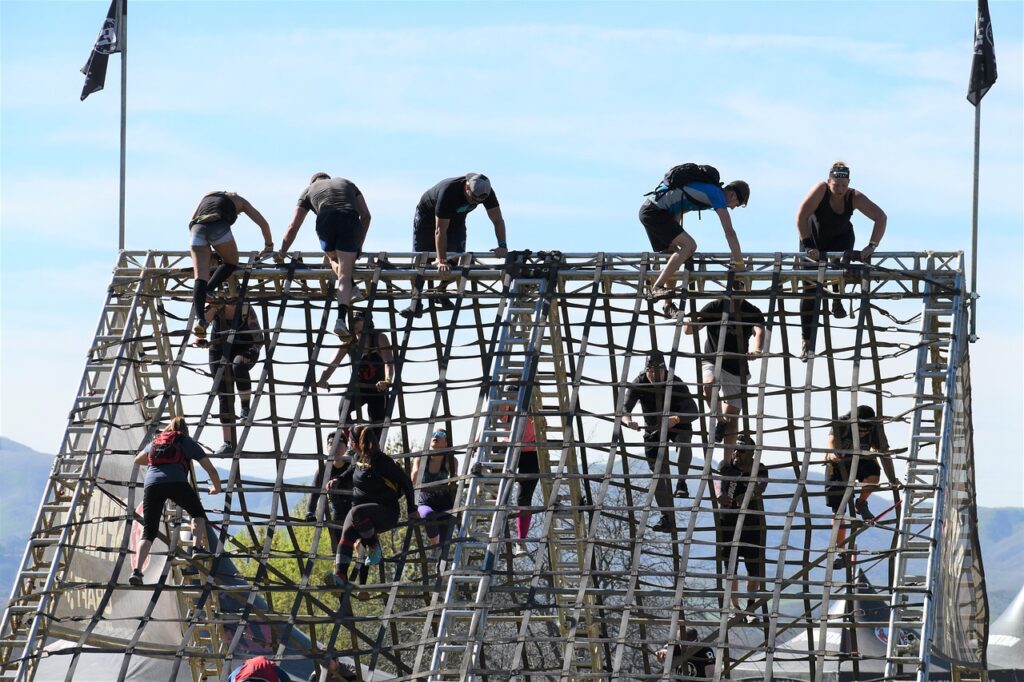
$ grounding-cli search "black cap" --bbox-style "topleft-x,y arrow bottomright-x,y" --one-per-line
645,351 -> 666,369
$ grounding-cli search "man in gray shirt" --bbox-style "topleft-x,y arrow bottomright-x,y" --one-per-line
279,172 -> 372,339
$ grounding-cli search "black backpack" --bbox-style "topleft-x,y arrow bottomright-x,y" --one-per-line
646,163 -> 722,206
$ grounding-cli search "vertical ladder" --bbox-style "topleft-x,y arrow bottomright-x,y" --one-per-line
0,253 -> 157,682
429,273 -> 556,681
883,269 -> 961,680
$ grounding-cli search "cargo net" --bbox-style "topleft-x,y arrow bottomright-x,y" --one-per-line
0,251 -> 988,681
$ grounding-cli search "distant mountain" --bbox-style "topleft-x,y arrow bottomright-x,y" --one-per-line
0,436 -> 1021,618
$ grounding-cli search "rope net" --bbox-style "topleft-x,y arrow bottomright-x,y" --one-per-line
0,250 -> 987,682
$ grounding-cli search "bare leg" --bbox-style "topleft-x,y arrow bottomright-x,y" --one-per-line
859,475 -> 880,502
334,250 -> 358,307
211,239 -> 240,267
136,539 -> 153,569
192,517 -> 208,551
652,231 -> 697,291
730,576 -> 742,610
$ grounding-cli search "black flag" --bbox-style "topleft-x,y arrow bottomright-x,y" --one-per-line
967,0 -> 997,106
80,0 -> 123,101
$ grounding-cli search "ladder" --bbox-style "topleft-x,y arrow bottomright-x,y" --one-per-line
883,265 -> 962,680
0,253 -> 158,681
429,271 -> 556,681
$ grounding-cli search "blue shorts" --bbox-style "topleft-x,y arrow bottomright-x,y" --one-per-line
189,221 -> 234,247
316,209 -> 363,254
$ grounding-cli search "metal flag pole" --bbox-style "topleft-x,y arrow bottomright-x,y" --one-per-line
969,102 -> 980,342
118,0 -> 127,251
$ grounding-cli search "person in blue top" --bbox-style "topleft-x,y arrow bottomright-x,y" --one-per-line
641,170 -> 750,318
129,416 -> 222,586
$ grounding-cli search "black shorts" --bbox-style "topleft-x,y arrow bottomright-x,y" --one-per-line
825,458 -> 882,512
316,208 -> 363,254
716,524 -> 766,577
639,201 -> 685,253
210,343 -> 259,368
143,481 -> 207,542
413,207 -> 467,253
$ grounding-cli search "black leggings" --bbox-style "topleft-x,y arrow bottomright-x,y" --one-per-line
210,345 -> 258,420
345,389 -> 388,439
335,502 -> 400,572
516,450 -> 540,507
799,235 -> 855,344
142,481 -> 206,542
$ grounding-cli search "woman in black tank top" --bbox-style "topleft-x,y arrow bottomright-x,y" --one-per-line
187,191 -> 274,343
794,162 -> 888,359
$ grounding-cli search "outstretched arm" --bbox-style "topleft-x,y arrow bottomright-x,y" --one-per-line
715,208 -> 744,271
852,191 -> 887,259
317,344 -> 350,387
796,183 -> 826,260
434,217 -> 451,271
356,193 -> 372,245
198,457 -> 222,494
235,195 -> 273,250
278,206 -> 310,257
488,206 -> 507,257
376,333 -> 395,391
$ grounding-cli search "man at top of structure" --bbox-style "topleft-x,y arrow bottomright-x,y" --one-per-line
278,173 -> 372,340
414,173 -> 508,273
795,161 -> 887,359
640,163 -> 750,318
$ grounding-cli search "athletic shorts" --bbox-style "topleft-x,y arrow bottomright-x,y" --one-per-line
702,363 -> 744,408
143,481 -> 207,542
716,524 -> 766,577
316,208 -> 363,254
413,207 -> 468,253
639,201 -> 685,253
189,221 -> 234,247
825,458 -> 883,512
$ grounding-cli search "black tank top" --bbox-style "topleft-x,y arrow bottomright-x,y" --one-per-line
190,192 -> 238,227
810,188 -> 855,250
352,332 -> 385,389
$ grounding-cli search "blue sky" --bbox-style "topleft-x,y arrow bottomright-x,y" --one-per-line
1,1 -> 1022,505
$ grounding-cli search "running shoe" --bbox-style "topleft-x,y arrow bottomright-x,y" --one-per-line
128,569 -> 144,586
214,442 -> 234,456
855,498 -> 876,521
334,316 -> 351,339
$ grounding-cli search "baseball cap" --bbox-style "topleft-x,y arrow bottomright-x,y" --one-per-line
466,173 -> 491,199
724,180 -> 750,207
645,351 -> 666,369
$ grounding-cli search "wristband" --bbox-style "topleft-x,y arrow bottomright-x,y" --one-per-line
801,238 -> 815,249
868,241 -> 878,248
731,258 -> 744,265
497,240 -> 507,248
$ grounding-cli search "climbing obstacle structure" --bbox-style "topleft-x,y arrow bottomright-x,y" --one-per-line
1,250 -> 988,681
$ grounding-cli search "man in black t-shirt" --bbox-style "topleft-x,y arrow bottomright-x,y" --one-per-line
684,286 -> 765,450
621,352 -> 700,534
279,172 -> 372,339
655,626 -> 716,678
413,173 -> 508,272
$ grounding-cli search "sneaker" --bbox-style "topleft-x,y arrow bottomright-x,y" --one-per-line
214,442 -> 234,456
239,406 -> 250,421
128,569 -> 144,586
192,546 -> 213,559
435,296 -> 455,311
661,300 -> 679,319
193,321 -> 207,340
513,540 -> 530,558
646,285 -> 674,302
855,498 -> 875,521
333,572 -> 349,587
366,544 -> 383,566
714,421 -> 728,443
334,316 -> 351,339
674,482 -> 690,499
399,302 -> 424,320
833,555 -> 846,570
832,299 -> 847,319
650,515 -> 675,534
800,341 -> 812,363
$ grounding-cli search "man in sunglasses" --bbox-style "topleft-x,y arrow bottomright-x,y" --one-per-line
825,405 -> 902,568
412,173 -> 508,273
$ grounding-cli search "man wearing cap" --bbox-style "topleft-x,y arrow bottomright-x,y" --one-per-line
621,351 -> 700,532
278,172 -> 372,339
641,171 -> 750,319
413,173 -> 508,273
684,284 -> 765,450
308,655 -> 357,681
825,405 -> 902,568
795,161 -> 887,359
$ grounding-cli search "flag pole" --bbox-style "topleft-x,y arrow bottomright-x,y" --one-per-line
117,0 -> 127,251
969,101 -> 980,342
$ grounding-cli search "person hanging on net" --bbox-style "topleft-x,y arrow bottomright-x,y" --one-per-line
226,655 -> 295,682
620,351 -> 699,533
410,428 -> 459,565
307,655 -> 358,682
333,426 -> 418,587
825,405 -> 902,569
196,301 -> 265,456
317,310 -> 395,443
402,173 -> 508,318
684,282 -> 765,451
795,160 -> 887,360
639,163 -> 749,318
496,381 -> 540,557
714,434 -> 768,620
187,191 -> 273,342
655,625 -> 717,678
129,416 -> 222,587
278,173 -> 372,339
306,430 -> 355,551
